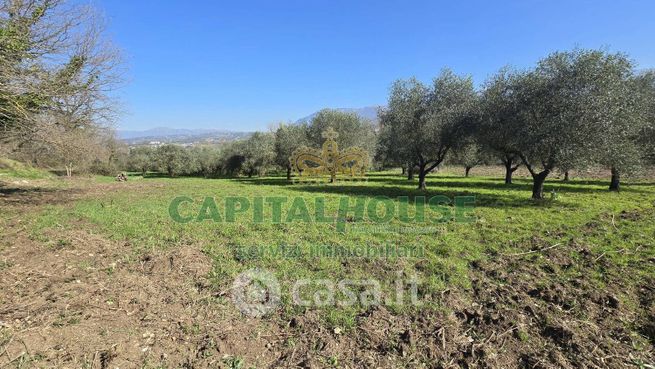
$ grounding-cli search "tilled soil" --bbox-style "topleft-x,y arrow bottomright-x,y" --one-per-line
269,244 -> 655,368
0,181 -> 279,368
0,198 -> 277,368
1,179 -> 654,368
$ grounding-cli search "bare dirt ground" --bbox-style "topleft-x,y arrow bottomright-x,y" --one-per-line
1,178 -> 654,368
0,181 -> 281,368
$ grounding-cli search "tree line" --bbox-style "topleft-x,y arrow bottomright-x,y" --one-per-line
125,109 -> 377,179
379,50 -> 655,198
126,48 -> 654,199
2,1 -> 653,198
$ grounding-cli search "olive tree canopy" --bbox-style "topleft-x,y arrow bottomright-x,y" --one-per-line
478,68 -> 525,184
274,122 -> 308,179
507,50 -> 639,198
305,109 -> 376,155
379,70 -> 477,190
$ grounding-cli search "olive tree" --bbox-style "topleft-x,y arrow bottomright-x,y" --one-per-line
156,144 -> 191,177
189,146 -> 220,178
241,132 -> 275,177
306,109 -> 376,155
128,146 -> 154,176
575,56 -> 647,191
219,142 -> 246,176
379,70 -> 477,190
479,68 -> 524,184
511,50 -> 638,198
274,123 -> 308,179
449,141 -> 489,177
378,79 -> 426,183
377,108 -> 417,178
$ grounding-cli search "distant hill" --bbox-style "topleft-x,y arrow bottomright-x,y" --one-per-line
295,106 -> 383,125
117,127 -> 251,145
119,106 -> 384,144
118,127 -> 219,140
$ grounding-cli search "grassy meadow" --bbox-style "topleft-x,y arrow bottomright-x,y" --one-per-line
2,166 -> 655,367
21,169 -> 655,330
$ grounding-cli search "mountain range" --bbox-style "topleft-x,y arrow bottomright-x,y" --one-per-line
118,106 -> 382,144
295,106 -> 381,124
117,127 -> 250,145
118,127 -> 227,140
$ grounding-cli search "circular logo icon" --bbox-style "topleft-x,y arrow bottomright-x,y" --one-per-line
231,269 -> 280,317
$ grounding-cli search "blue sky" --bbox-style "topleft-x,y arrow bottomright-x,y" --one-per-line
98,0 -> 655,131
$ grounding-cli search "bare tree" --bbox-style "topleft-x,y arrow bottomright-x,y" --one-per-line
1,0 -> 124,167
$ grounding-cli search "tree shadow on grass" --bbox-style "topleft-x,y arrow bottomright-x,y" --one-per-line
281,183 -> 579,210
242,174 -> 653,193
0,184 -> 83,207
223,177 -> 541,209
140,172 -> 201,179
140,172 -> 245,181
227,177 -> 557,209
232,177 -> 296,186
378,173 -> 655,191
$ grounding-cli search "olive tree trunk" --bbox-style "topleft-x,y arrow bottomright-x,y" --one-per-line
502,156 -> 520,185
609,167 -> 620,191
504,162 -> 513,184
417,160 -> 443,190
407,165 -> 414,180
531,170 -> 550,199
418,165 -> 427,190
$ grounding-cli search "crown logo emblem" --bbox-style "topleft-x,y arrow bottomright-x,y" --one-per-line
290,128 -> 369,183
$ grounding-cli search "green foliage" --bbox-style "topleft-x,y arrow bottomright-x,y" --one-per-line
241,132 -> 275,177
377,78 -> 427,170
190,146 -> 221,178
87,158 -> 116,176
636,70 -> 655,164
519,50 -> 637,171
448,141 -> 490,175
306,109 -> 377,154
478,68 -> 524,165
127,146 -> 156,175
218,133 -> 276,177
274,123 -> 308,175
379,69 -> 477,189
477,49 -> 647,197
155,144 -> 193,177
222,356 -> 245,369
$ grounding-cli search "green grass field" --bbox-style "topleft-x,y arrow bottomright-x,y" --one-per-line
0,158 -> 53,180
24,170 -> 655,329
3,168 -> 655,367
